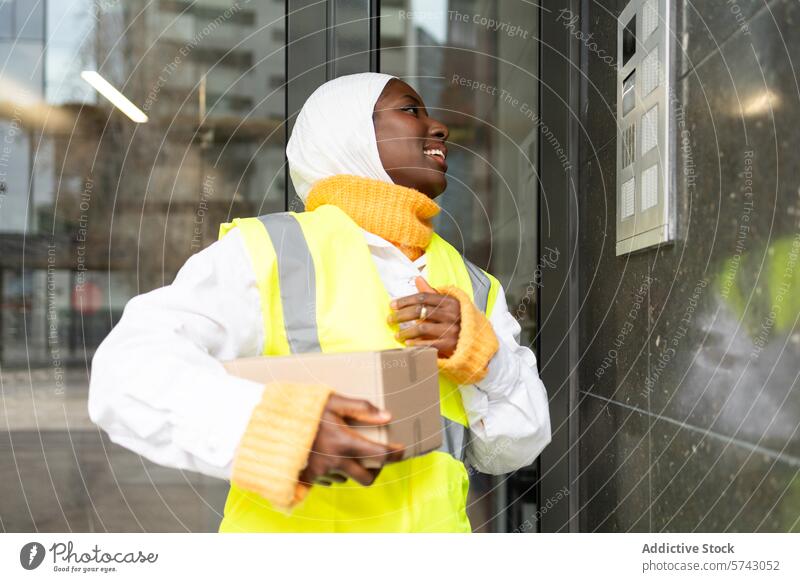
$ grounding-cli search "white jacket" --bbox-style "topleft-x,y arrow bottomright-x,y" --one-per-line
88,226 -> 551,480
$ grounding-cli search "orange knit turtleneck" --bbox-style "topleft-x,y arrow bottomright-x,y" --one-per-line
304,175 -> 441,261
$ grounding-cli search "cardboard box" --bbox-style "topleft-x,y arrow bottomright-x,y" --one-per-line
222,347 -> 442,467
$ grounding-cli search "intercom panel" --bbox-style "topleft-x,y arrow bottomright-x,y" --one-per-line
616,0 -> 676,255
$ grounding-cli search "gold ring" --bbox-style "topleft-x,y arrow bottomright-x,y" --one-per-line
419,305 -> 428,320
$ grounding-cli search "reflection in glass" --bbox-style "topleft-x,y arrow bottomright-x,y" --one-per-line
0,0 -> 285,531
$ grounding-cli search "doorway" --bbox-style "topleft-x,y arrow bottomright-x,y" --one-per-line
286,0 -> 545,532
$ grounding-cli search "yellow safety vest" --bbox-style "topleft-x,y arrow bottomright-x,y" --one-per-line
216,204 -> 500,532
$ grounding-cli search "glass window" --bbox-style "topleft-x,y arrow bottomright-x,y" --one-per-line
0,0 -> 285,531
380,0 -> 540,532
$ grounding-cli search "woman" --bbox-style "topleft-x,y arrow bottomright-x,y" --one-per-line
89,72 -> 551,533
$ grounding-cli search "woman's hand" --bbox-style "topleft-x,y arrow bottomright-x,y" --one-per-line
388,276 -> 461,358
299,394 -> 404,487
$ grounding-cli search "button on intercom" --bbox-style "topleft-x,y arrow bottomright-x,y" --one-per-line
616,0 -> 675,255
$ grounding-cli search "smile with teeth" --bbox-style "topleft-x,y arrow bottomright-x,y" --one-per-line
423,148 -> 446,160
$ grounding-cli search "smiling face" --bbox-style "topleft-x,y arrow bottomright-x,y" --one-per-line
372,79 -> 450,198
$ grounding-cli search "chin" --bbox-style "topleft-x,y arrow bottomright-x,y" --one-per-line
394,169 -> 446,198
421,175 -> 447,199
427,186 -> 445,199
421,184 -> 444,199
434,177 -> 447,197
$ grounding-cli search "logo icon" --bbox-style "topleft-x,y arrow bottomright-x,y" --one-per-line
20,542 -> 46,570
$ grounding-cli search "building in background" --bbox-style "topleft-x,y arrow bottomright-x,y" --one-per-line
0,0 -> 286,531
1,0 -> 285,368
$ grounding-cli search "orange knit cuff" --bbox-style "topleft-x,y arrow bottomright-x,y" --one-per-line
436,285 -> 500,385
231,382 -> 332,511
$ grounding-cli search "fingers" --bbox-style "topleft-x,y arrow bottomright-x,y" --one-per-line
388,294 -> 460,328
298,463 -> 319,487
327,394 -> 392,425
389,291 -> 449,313
414,276 -> 437,294
403,338 -> 441,349
341,428 -> 406,466
396,321 -> 457,342
325,471 -> 349,483
303,441 -> 405,487
403,338 -> 455,358
340,459 -> 379,486
313,472 -> 347,486
386,442 -> 405,463
331,443 -> 403,485
304,402 -> 407,490
388,303 -> 449,325
343,443 -> 405,486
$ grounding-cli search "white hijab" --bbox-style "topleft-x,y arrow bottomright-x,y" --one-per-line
286,72 -> 397,203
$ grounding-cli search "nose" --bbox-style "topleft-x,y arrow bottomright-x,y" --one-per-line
428,116 -> 449,142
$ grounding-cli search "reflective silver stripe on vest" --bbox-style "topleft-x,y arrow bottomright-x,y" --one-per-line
439,416 -> 470,462
258,213 -> 322,353
463,258 -> 490,314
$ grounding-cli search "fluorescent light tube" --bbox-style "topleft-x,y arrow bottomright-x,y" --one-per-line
80,71 -> 149,123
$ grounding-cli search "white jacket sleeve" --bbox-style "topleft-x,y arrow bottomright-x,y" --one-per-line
460,284 -> 552,474
88,228 -> 265,481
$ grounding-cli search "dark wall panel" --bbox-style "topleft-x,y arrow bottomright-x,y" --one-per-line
576,0 -> 800,532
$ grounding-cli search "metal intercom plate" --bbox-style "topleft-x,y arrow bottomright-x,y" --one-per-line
616,0 -> 675,255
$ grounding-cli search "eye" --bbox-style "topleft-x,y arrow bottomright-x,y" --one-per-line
401,104 -> 419,116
